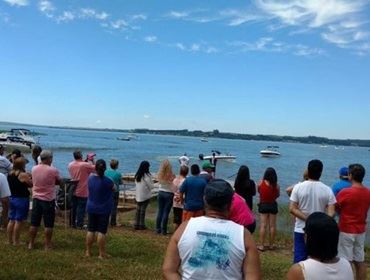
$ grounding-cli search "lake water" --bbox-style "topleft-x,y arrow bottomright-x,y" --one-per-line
2,123 -> 370,204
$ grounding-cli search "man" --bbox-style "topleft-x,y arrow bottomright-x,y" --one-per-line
29,150 -> 62,250
332,166 -> 351,196
290,159 -> 336,263
178,153 -> 190,167
105,159 -> 122,227
0,172 -> 11,229
337,164 -> 370,280
68,150 -> 95,229
179,164 -> 207,222
0,144 -> 12,176
199,161 -> 214,183
163,179 -> 261,280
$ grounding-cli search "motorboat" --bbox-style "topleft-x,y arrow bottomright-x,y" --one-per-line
0,137 -> 33,152
200,137 -> 208,142
199,150 -> 236,162
0,128 -> 37,144
260,146 -> 281,157
117,133 -> 139,141
117,136 -> 131,141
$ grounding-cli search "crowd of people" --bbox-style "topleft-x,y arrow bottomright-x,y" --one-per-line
0,142 -> 369,279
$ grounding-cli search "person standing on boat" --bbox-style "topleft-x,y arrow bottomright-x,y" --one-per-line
234,165 -> 256,211
178,153 -> 189,167
105,159 -> 122,227
156,159 -> 175,235
134,161 -> 155,230
290,159 -> 336,263
210,152 -> 218,177
29,150 -> 63,250
0,144 -> 12,176
257,167 -> 280,251
68,150 -> 96,229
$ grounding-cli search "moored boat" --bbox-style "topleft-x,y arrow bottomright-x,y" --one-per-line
260,146 -> 281,157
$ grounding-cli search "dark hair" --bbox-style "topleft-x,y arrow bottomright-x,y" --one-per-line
234,165 -> 250,188
263,167 -> 277,187
135,161 -> 150,182
308,159 -> 323,180
95,159 -> 106,177
73,150 -> 82,160
204,179 -> 234,212
190,164 -> 200,176
305,212 -> 339,262
32,145 -> 42,164
349,164 -> 365,183
110,159 -> 119,169
179,165 -> 189,177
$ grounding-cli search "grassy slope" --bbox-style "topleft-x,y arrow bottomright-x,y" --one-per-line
0,201 -> 368,280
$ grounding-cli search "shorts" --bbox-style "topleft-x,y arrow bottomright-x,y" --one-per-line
87,213 -> 110,234
9,197 -> 29,221
258,202 -> 278,215
245,221 -> 256,234
294,232 -> 307,263
31,198 -> 55,228
338,232 -> 366,262
182,209 -> 205,222
173,207 -> 183,225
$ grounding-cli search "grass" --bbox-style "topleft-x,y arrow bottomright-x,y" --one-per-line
0,200 -> 368,279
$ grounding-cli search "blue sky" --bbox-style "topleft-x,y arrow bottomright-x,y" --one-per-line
0,0 -> 370,139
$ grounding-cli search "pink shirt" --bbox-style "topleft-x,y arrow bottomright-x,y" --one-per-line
172,176 -> 185,208
32,164 -> 61,201
229,193 -> 255,226
68,160 -> 96,198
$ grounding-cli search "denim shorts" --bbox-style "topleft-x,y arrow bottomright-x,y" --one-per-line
9,197 -> 30,221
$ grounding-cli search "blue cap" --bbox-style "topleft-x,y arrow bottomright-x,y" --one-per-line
339,167 -> 349,178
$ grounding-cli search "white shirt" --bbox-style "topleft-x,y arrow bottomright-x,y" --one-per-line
290,180 -> 336,233
0,155 -> 12,176
179,156 -> 190,166
178,216 -> 245,280
135,174 -> 154,202
299,258 -> 353,280
0,173 -> 11,210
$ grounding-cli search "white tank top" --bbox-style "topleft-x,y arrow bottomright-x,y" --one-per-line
299,258 -> 354,280
178,216 -> 245,280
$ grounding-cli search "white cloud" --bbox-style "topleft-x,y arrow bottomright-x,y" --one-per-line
190,44 -> 200,51
168,11 -> 189,19
219,9 -> 261,26
110,19 -> 128,30
57,11 -> 75,22
144,36 -> 157,43
3,0 -> 28,6
38,0 -> 54,15
175,43 -> 186,50
80,8 -> 109,20
132,14 -> 147,21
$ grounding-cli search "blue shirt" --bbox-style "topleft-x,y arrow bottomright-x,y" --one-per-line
105,169 -> 122,192
180,176 -> 207,211
332,179 -> 351,196
87,175 -> 113,214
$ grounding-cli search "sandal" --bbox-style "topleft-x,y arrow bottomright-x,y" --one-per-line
257,245 -> 265,252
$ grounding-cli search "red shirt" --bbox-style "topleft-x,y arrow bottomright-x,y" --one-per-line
337,185 -> 370,234
32,164 -> 61,201
258,180 -> 279,203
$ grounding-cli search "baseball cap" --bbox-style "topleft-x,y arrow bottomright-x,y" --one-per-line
204,179 -> 233,209
339,167 -> 348,178
202,161 -> 214,170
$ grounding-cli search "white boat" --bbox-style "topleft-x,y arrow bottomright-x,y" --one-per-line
0,128 -> 37,144
0,139 -> 33,153
200,138 -> 208,142
260,146 -> 281,157
203,154 -> 236,161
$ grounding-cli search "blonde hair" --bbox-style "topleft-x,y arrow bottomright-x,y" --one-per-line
157,159 -> 174,183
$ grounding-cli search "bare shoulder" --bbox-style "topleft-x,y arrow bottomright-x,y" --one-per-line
286,264 -> 304,280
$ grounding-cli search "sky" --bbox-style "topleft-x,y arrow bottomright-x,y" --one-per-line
0,0 -> 370,139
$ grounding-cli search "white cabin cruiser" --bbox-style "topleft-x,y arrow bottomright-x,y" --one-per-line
260,146 -> 281,157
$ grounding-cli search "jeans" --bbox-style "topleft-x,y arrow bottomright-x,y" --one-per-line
156,191 -> 174,234
110,192 -> 119,226
70,196 -> 87,228
134,199 -> 150,228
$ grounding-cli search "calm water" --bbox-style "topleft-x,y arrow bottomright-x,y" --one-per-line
2,123 -> 370,204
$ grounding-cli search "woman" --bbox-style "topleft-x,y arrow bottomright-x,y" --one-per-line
234,165 -> 256,210
85,159 -> 114,259
229,192 -> 256,233
257,167 -> 280,251
134,161 -> 154,230
6,157 -> 32,245
287,212 -> 353,280
156,159 -> 175,235
172,165 -> 189,230
31,145 -> 42,165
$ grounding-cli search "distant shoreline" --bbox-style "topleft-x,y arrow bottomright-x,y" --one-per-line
1,121 -> 370,148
